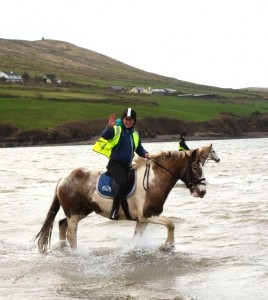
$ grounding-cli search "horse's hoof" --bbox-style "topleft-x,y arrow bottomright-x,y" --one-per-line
57,241 -> 67,250
159,243 -> 175,252
60,241 -> 67,246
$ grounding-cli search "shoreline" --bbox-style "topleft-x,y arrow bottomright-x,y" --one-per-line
86,131 -> 268,146
1,132 -> 267,148
141,132 -> 268,143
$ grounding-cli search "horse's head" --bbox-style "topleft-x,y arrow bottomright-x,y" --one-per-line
199,144 -> 220,166
182,149 -> 206,198
141,150 -> 206,198
207,144 -> 220,163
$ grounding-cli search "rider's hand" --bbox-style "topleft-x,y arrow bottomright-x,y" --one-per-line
108,113 -> 116,128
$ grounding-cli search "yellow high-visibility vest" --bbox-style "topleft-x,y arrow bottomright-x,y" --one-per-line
93,125 -> 139,158
178,141 -> 186,151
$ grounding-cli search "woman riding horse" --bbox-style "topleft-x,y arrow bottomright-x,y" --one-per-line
93,108 -> 149,220
35,147 -> 207,253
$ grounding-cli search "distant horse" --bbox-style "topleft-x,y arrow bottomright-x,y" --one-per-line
35,149 -> 207,253
198,144 -> 220,166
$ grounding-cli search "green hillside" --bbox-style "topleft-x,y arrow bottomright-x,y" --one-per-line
0,38 -> 193,88
0,38 -> 268,146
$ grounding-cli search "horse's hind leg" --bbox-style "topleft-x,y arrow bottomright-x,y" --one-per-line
66,214 -> 89,250
59,218 -> 68,249
133,221 -> 148,237
66,215 -> 81,250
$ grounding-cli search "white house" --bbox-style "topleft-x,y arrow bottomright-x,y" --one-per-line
0,71 -> 22,82
128,86 -> 152,94
0,71 -> 8,80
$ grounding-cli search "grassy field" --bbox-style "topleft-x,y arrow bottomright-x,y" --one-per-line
1,39 -> 267,133
1,84 -> 268,131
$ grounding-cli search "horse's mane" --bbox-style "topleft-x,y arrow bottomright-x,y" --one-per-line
132,150 -> 187,169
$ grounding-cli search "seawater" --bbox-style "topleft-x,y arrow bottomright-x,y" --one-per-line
0,138 -> 267,300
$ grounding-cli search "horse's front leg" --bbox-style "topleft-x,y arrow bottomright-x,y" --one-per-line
146,215 -> 175,250
133,221 -> 148,237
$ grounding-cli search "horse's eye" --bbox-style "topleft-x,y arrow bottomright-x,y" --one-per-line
192,166 -> 198,172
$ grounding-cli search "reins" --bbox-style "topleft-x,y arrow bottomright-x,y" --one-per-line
148,157 -> 177,177
143,160 -> 151,191
143,158 -> 177,191
143,155 -> 206,191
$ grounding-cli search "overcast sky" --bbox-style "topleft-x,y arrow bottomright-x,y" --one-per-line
2,0 -> 267,89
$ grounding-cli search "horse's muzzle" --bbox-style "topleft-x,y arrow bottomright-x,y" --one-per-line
191,188 -> 206,198
199,189 -> 206,198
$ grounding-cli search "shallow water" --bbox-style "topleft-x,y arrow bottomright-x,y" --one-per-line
1,139 -> 267,300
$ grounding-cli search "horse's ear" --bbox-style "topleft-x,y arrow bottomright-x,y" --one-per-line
191,149 -> 199,162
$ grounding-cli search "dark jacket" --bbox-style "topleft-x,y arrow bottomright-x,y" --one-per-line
101,125 -> 147,165
178,139 -> 190,151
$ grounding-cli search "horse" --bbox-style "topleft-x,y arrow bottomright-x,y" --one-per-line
198,144 -> 220,166
35,148 -> 207,253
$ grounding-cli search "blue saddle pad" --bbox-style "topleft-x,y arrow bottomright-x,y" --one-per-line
97,171 -> 136,198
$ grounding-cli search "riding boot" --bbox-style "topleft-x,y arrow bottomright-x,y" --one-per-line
120,196 -> 133,220
109,181 -> 124,220
109,198 -> 120,220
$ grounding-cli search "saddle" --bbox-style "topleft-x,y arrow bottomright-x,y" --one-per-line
96,169 -> 136,198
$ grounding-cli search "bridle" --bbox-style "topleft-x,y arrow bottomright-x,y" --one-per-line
143,156 -> 206,190
206,147 -> 220,164
181,156 -> 206,189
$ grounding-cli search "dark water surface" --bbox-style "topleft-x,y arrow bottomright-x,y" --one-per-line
1,139 -> 267,299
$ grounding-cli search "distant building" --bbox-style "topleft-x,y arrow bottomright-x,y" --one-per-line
107,85 -> 125,92
151,89 -> 165,94
0,71 -> 8,80
177,93 -> 216,98
0,71 -> 22,82
129,87 -> 152,94
41,74 -> 62,84
151,88 -> 177,95
164,88 -> 177,94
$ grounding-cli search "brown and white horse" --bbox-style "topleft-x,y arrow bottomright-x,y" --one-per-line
35,148 -> 207,253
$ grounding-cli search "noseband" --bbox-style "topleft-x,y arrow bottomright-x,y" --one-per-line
144,156 -> 206,190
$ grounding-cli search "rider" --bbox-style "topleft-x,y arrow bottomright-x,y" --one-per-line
178,132 -> 190,151
93,108 -> 149,220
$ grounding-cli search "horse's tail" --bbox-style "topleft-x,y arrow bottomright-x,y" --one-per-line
34,191 -> 60,254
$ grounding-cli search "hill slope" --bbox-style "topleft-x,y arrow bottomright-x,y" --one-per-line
0,38 -> 199,88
